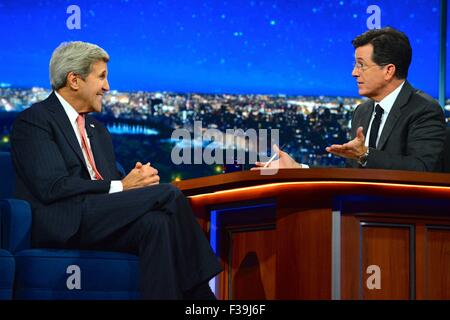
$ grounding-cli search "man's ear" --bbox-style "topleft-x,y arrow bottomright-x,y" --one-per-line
384,64 -> 396,81
66,72 -> 80,90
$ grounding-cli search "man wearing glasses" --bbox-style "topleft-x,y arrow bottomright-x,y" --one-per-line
256,27 -> 446,171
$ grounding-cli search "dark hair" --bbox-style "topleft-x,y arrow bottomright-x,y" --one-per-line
352,27 -> 412,79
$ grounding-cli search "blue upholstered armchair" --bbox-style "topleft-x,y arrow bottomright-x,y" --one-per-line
0,249 -> 14,300
0,152 -> 140,299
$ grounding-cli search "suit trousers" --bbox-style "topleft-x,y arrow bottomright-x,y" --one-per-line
70,183 -> 222,299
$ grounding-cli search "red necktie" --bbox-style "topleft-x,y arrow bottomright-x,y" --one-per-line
76,114 -> 103,180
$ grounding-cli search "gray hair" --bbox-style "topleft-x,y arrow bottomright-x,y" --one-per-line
49,41 -> 110,90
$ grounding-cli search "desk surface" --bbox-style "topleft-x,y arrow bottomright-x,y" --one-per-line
174,168 -> 450,196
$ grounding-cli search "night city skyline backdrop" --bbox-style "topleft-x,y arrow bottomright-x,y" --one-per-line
0,0 -> 441,97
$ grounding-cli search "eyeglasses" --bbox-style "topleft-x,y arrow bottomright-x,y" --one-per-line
353,62 -> 386,72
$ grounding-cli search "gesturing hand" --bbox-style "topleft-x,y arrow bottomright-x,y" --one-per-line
326,126 -> 368,160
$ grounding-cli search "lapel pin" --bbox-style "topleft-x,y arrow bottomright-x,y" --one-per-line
90,124 -> 95,128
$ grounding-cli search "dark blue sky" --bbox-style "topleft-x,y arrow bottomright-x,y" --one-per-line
0,0 -> 440,97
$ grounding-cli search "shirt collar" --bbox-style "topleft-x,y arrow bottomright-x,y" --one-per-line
54,91 -> 80,125
375,81 -> 405,115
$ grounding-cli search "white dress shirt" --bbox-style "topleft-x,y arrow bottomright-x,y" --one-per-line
55,91 -> 123,193
365,81 -> 405,148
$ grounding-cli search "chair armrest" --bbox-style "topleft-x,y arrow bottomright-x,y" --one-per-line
0,199 -> 32,253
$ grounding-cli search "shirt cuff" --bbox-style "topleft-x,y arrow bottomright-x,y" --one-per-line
109,180 -> 123,194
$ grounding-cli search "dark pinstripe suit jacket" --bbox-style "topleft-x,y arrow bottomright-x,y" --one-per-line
11,92 -> 125,247
346,82 -> 446,171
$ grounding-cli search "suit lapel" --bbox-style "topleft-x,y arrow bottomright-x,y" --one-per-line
376,82 -> 413,150
357,101 -> 373,138
45,92 -> 87,166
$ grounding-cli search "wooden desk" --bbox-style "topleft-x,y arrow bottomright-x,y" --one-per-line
174,168 -> 450,300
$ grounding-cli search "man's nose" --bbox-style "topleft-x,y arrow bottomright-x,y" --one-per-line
103,79 -> 110,92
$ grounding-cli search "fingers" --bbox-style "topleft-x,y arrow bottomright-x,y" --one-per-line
123,162 -> 159,190
145,174 -> 160,185
136,162 -> 156,173
327,146 -> 355,158
327,144 -> 344,152
356,126 -> 365,141
328,151 -> 347,158
251,161 -> 268,171
141,166 -> 158,177
273,144 -> 289,159
327,145 -> 351,158
136,161 -> 151,168
273,144 -> 280,154
327,132 -> 365,159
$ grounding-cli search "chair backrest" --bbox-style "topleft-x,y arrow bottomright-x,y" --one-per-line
0,152 -> 15,199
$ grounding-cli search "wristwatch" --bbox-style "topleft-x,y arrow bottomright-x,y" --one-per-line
357,148 -> 370,167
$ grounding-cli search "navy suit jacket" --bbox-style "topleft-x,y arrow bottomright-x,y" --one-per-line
346,82 -> 446,171
11,92 -> 125,247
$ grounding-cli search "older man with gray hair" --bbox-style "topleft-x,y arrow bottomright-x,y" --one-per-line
11,41 -> 222,299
